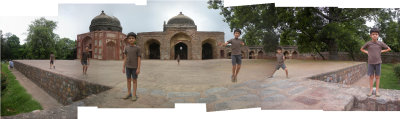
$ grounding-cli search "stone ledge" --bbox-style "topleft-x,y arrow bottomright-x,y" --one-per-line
14,60 -> 111,105
308,62 -> 367,85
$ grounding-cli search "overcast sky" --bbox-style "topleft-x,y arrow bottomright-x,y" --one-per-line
0,0 -> 235,44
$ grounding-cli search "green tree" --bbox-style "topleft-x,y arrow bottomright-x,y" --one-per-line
374,9 -> 400,52
1,33 -> 21,60
208,1 -> 280,52
26,17 -> 57,59
55,37 -> 76,59
6,35 -> 21,60
208,1 -> 379,59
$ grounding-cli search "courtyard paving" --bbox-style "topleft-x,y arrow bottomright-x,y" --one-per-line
5,59 -> 398,118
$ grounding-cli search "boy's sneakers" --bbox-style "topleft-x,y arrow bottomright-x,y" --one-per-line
123,93 -> 132,100
131,95 -> 138,101
268,76 -> 273,78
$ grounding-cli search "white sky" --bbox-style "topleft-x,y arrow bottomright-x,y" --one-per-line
0,0 -> 235,44
0,0 -> 395,45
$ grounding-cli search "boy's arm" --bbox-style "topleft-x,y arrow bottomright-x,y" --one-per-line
241,41 -> 245,46
360,43 -> 368,54
122,54 -> 126,73
360,48 -> 368,54
381,47 -> 391,53
136,57 -> 141,75
381,43 -> 391,53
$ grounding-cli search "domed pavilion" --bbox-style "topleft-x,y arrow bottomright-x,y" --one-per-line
77,11 -> 126,60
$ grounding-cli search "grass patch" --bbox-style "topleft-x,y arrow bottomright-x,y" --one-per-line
1,63 -> 42,116
379,64 -> 400,90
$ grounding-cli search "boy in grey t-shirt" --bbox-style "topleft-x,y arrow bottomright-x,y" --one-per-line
269,47 -> 288,78
122,32 -> 141,101
220,29 -> 245,82
360,28 -> 391,97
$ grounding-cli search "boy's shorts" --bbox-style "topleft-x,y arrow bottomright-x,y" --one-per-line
81,60 -> 87,65
126,68 -> 138,79
276,64 -> 287,70
50,60 -> 54,64
368,64 -> 381,76
231,55 -> 242,65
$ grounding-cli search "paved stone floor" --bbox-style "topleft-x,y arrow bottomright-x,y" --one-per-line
5,59 -> 399,118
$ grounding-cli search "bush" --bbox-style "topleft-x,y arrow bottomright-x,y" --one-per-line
394,64 -> 400,80
1,72 -> 7,94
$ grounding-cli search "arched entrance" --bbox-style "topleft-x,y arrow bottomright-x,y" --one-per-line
227,52 -> 231,59
258,51 -> 264,59
82,36 -> 93,58
170,33 -> 191,60
145,39 -> 160,59
174,42 -> 188,60
202,43 -> 213,59
249,51 -> 255,59
283,51 -> 289,59
106,42 -> 116,60
292,51 -> 298,59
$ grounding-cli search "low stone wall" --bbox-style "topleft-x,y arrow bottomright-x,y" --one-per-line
308,63 -> 367,85
14,61 -> 111,105
261,52 -> 400,63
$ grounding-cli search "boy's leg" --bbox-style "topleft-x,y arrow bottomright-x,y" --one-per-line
285,68 -> 288,78
132,79 -> 137,97
368,75 -> 374,95
236,64 -> 241,76
367,64 -> 375,95
235,55 -> 242,76
375,64 -> 381,96
283,64 -> 288,78
82,65 -> 85,74
375,76 -> 380,95
127,78 -> 132,95
85,65 -> 88,74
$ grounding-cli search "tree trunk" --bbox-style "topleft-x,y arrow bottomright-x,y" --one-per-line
314,46 -> 326,60
327,38 -> 338,60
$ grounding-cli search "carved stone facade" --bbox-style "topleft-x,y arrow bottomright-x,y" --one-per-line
77,11 -> 253,60
77,11 -> 126,60
137,12 -> 228,60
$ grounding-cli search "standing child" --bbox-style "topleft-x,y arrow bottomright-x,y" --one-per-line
269,47 -> 289,78
122,32 -> 141,101
81,47 -> 90,75
9,60 -> 14,69
50,52 -> 55,69
360,28 -> 391,97
220,29 -> 245,82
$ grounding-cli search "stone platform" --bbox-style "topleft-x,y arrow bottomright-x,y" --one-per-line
4,59 -> 400,119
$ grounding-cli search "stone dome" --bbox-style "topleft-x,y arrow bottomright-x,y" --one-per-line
167,12 -> 195,26
90,11 -> 122,32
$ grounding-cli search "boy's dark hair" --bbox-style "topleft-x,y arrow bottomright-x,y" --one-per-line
234,29 -> 241,35
276,47 -> 282,50
126,32 -> 137,39
50,52 -> 53,54
370,28 -> 380,34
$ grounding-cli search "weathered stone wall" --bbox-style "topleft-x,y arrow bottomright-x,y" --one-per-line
14,61 -> 111,105
309,63 -> 367,85
262,52 -> 400,63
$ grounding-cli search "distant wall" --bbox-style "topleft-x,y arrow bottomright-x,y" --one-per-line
262,52 -> 400,63
14,61 -> 111,105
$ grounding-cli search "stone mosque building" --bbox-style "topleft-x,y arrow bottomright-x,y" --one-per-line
77,11 -> 277,60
